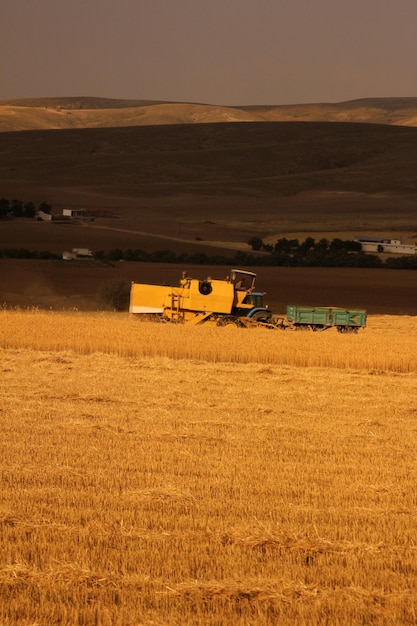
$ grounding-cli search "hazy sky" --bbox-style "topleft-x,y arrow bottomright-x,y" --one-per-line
2,0 -> 416,105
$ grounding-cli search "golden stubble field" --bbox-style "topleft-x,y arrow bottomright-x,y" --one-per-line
1,311 -> 417,625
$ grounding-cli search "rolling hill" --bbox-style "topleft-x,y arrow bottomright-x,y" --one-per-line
1,97 -> 417,132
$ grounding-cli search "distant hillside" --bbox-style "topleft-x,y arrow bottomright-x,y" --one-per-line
241,98 -> 417,127
1,97 -> 417,132
1,120 -> 417,214
0,117 -> 417,269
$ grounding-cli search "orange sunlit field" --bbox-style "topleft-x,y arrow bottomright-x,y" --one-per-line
1,310 -> 417,625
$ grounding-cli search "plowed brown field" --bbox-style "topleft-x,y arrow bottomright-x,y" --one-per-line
0,259 -> 416,315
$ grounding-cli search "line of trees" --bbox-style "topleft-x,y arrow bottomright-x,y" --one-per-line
246,236 -> 417,268
246,236 -> 378,266
95,237 -> 383,268
248,235 -> 362,253
0,197 -> 53,219
3,244 -> 415,269
384,255 -> 417,269
0,248 -> 60,259
94,241 -> 384,268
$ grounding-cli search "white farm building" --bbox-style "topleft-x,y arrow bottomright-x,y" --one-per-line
62,208 -> 86,218
355,236 -> 417,255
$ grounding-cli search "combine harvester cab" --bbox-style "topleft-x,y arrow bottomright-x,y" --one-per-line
129,269 -> 274,327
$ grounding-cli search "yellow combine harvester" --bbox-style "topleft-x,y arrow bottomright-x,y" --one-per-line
129,269 -> 275,327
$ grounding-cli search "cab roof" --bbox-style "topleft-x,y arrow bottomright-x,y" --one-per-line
231,269 -> 257,277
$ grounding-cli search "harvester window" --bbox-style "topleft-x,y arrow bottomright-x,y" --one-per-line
246,293 -> 264,308
230,270 -> 256,291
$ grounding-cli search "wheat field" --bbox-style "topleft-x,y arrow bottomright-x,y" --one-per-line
1,310 -> 417,625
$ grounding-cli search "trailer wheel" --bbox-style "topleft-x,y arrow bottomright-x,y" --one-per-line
337,326 -> 359,333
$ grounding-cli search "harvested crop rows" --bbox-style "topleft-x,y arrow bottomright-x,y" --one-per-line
1,311 -> 417,625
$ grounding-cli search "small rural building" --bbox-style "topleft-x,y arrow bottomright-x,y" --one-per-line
62,248 -> 94,260
355,236 -> 417,255
62,208 -> 114,219
36,210 -> 53,221
62,208 -> 86,218
84,208 -> 114,218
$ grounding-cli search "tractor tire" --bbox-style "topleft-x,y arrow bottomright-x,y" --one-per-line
250,310 -> 273,324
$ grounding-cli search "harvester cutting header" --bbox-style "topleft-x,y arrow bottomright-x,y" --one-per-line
129,269 -> 366,332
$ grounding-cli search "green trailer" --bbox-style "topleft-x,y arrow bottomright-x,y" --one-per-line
286,305 -> 367,333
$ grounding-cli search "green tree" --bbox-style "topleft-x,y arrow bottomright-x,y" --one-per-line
0,198 -> 9,218
316,238 -> 329,253
299,237 -> 315,255
107,248 -> 124,261
100,280 -> 131,311
38,201 -> 52,214
247,236 -> 263,251
23,202 -> 36,218
10,199 -> 23,217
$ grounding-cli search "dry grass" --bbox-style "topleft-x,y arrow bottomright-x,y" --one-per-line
1,310 -> 417,624
1,309 -> 417,372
